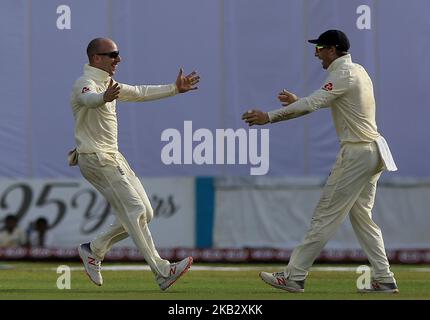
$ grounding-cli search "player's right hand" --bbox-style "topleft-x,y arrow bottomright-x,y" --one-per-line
103,79 -> 120,102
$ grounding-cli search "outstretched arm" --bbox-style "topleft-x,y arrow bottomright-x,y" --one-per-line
269,72 -> 352,123
117,68 -> 200,102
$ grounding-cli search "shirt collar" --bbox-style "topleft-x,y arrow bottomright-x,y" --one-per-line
83,64 -> 111,82
327,54 -> 352,72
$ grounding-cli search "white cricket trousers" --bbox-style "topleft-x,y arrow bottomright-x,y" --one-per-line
285,141 -> 395,283
78,152 -> 170,278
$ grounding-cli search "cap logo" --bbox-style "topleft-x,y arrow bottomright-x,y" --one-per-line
81,87 -> 90,93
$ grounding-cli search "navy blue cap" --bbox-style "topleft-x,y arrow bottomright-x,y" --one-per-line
308,30 -> 350,52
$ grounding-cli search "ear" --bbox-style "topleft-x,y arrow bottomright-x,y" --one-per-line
329,47 -> 338,57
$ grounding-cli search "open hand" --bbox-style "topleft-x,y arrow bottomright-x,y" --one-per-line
176,68 -> 200,93
241,109 -> 270,126
103,79 -> 120,102
278,89 -> 298,106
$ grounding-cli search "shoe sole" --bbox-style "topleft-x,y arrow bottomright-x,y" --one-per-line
78,245 -> 102,287
357,289 -> 399,294
259,273 -> 304,293
160,257 -> 193,291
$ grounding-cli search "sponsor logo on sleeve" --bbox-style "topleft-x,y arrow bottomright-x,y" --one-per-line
323,82 -> 333,91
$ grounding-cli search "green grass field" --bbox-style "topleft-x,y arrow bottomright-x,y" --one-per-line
0,262 -> 429,300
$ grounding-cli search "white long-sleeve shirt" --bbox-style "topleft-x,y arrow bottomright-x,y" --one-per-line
0,228 -> 26,248
268,54 -> 380,143
71,64 -> 178,154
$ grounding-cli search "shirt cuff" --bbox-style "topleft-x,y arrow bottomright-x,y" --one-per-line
173,83 -> 179,95
267,111 -> 276,123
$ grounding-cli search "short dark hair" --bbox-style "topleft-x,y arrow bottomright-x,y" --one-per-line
5,215 -> 18,222
86,38 -> 104,61
36,217 -> 48,225
335,48 -> 348,57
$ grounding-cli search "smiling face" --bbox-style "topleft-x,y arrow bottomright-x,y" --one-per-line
89,38 -> 121,76
314,45 -> 338,70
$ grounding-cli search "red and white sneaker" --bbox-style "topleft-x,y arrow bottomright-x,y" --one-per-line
156,257 -> 193,291
78,243 -> 103,286
260,271 -> 305,293
357,280 -> 399,293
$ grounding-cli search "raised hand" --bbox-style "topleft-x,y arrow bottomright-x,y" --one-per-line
175,68 -> 200,93
241,109 -> 270,126
103,79 -> 120,102
278,89 -> 298,106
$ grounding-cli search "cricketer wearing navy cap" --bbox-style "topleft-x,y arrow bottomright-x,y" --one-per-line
243,29 -> 399,294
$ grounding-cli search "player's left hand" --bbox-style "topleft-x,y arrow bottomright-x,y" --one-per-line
175,68 -> 200,93
278,89 -> 299,106
241,109 -> 270,126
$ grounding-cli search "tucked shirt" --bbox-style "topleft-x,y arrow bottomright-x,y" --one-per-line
71,64 -> 178,154
268,54 -> 380,143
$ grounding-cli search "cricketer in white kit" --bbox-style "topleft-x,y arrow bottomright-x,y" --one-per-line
242,30 -> 399,293
70,38 -> 200,290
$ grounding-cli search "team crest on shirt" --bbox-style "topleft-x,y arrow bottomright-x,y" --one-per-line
81,87 -> 90,93
323,82 -> 333,91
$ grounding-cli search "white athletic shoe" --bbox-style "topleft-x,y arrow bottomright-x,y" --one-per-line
259,271 -> 305,293
156,257 -> 193,291
357,280 -> 399,293
78,243 -> 103,286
